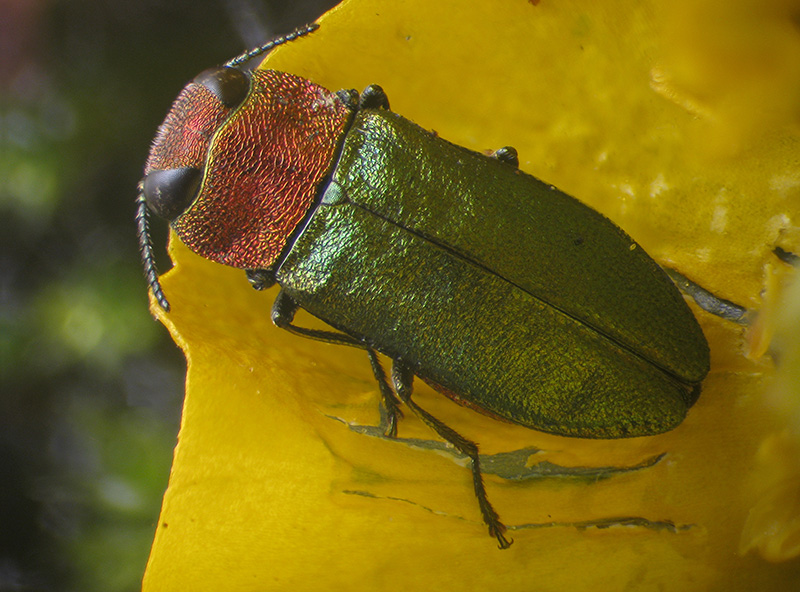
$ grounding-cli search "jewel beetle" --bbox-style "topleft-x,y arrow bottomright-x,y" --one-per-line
137,24 -> 710,549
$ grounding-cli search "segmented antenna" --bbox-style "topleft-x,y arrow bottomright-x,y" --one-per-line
136,183 -> 171,312
225,23 -> 319,68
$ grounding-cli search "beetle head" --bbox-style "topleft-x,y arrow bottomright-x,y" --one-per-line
143,67 -> 250,219
137,65 -> 252,312
136,24 -> 356,311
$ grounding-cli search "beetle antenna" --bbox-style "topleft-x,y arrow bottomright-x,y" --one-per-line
225,23 -> 319,69
136,182 -> 171,312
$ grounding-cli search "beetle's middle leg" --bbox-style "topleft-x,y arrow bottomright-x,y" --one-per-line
391,360 -> 513,550
272,290 -> 403,434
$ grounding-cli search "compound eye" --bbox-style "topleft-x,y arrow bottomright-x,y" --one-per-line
142,167 -> 202,221
193,67 -> 250,108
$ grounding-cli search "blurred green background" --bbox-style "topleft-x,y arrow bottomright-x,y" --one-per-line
1,1 -> 340,590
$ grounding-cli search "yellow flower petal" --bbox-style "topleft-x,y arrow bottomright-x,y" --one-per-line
741,271 -> 800,562
143,0 -> 800,589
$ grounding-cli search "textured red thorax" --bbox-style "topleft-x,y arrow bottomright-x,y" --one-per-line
151,70 -> 353,269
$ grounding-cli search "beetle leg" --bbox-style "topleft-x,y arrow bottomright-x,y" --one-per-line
663,267 -> 750,324
359,85 -> 390,110
272,289 -> 364,348
245,268 -> 276,290
334,89 -> 359,110
272,292 -> 405,436
492,146 -> 519,168
665,246 -> 797,325
366,349 -> 403,437
773,246 -> 799,267
391,360 -> 513,550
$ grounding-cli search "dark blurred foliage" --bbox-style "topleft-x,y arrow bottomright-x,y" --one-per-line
1,1 -> 340,590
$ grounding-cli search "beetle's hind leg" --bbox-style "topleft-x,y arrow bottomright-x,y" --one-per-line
663,268 -> 750,324
391,360 -> 513,550
774,246 -> 799,267
365,349 -> 403,437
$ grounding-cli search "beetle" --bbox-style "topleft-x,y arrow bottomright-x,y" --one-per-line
136,24 -> 710,548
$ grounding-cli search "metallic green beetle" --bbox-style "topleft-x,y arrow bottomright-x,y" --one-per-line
137,24 -> 710,548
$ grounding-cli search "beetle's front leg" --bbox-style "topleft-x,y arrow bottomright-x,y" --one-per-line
271,291 -> 402,434
271,289 -> 364,348
391,360 -> 513,550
